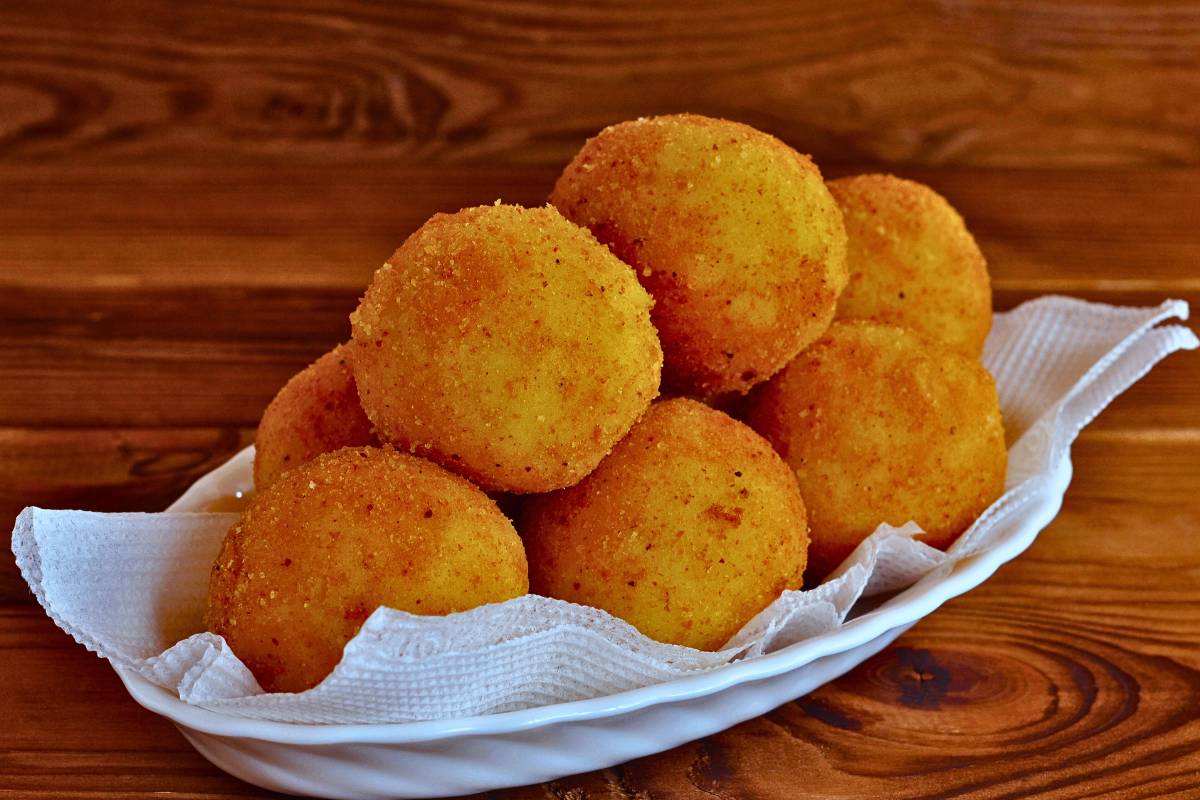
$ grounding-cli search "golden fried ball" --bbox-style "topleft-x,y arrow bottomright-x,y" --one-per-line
522,398 -> 808,651
253,344 -> 376,490
829,174 -> 992,357
745,321 -> 1006,584
206,446 -> 529,693
350,204 -> 662,494
550,113 -> 848,395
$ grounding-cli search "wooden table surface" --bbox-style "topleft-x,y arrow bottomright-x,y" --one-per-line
3,2 -> 1199,798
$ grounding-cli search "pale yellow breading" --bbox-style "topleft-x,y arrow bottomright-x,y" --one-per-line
551,113 -> 848,395
253,344 -> 376,490
522,398 -> 808,651
349,204 -> 663,494
745,321 -> 1006,583
206,446 -> 528,693
829,174 -> 992,357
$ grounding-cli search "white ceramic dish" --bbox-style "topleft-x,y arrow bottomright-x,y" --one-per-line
115,444 -> 1073,799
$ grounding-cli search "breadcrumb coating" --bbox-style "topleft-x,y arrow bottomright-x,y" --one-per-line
745,321 -> 1006,583
829,174 -> 992,357
253,344 -> 377,490
551,113 -> 848,394
206,446 -> 529,692
350,204 -> 663,494
522,398 -> 808,651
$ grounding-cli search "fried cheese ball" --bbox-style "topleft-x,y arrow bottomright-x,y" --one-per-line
745,321 -> 1006,584
550,114 -> 848,395
350,204 -> 662,494
522,398 -> 808,651
829,174 -> 992,357
253,344 -> 376,490
206,446 -> 529,693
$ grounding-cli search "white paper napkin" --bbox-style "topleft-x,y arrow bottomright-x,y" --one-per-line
12,297 -> 1196,723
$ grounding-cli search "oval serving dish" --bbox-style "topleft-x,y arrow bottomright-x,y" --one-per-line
114,443 -> 1073,799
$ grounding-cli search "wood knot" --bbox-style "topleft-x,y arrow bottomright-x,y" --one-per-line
891,647 -> 952,709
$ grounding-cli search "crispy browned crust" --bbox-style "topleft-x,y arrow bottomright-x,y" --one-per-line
253,343 -> 377,491
551,113 -> 848,395
206,446 -> 528,693
349,204 -> 663,494
745,320 -> 1006,584
521,397 -> 808,651
829,174 -> 992,357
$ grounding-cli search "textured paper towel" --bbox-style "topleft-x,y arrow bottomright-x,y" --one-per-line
12,297 -> 1197,724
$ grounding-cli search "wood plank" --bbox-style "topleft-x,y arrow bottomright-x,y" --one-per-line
3,166 -> 1198,296
2,437 -> 1197,798
0,337 -> 335,428
0,322 -> 1193,428
0,427 -> 253,511
0,1 -> 1196,169
0,166 -> 554,295
1,281 -> 1197,344
0,427 -> 253,603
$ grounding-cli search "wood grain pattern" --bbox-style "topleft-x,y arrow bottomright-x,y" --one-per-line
1,329 -> 1195,431
0,1 -> 1198,169
2,1 -> 1199,796
0,427 -> 253,602
5,166 -> 1200,296
1,167 -> 1197,432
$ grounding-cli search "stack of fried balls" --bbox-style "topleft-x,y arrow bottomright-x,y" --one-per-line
206,114 -> 1006,693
